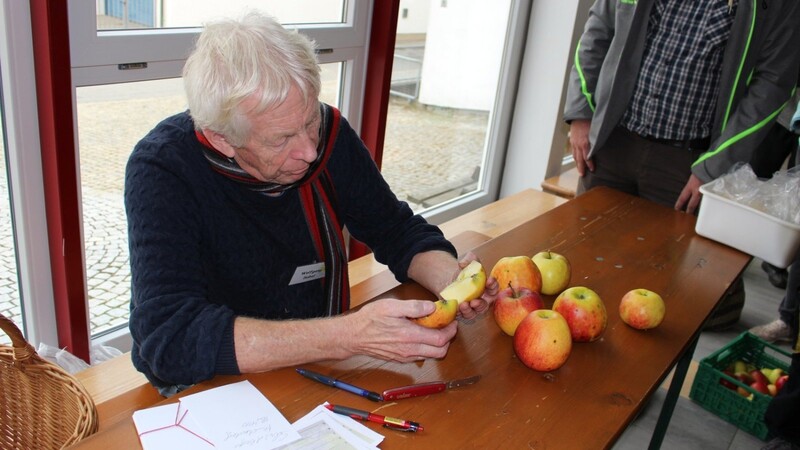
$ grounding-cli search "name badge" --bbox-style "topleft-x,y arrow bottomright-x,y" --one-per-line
289,262 -> 325,285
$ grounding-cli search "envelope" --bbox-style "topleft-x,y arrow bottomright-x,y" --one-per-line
133,402 -> 215,450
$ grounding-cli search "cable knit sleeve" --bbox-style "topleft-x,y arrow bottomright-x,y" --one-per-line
327,117 -> 457,282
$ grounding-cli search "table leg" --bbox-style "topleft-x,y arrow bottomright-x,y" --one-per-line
648,335 -> 698,450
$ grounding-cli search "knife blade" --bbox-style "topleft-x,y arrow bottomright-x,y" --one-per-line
381,375 -> 481,401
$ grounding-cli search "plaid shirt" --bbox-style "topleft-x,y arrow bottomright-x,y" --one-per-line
621,0 -> 737,140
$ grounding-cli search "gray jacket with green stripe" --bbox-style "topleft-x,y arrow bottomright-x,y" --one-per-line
563,0 -> 800,183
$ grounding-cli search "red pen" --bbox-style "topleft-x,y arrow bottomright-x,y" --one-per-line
324,403 -> 423,432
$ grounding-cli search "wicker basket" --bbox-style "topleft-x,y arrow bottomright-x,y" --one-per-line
0,313 -> 98,449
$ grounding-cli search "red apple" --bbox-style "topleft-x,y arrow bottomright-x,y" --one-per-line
531,251 -> 571,295
750,369 -> 769,387
493,286 -> 545,336
775,374 -> 789,392
490,256 -> 543,294
513,309 -> 572,372
619,288 -> 665,330
734,372 -> 755,386
750,380 -> 770,396
719,370 -> 737,390
552,286 -> 607,342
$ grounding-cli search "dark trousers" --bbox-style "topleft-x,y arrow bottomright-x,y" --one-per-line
580,126 -> 706,209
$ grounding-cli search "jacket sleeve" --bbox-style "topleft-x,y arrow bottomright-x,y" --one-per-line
692,2 -> 800,182
563,0 -> 617,123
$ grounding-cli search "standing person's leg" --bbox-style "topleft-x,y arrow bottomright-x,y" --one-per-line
752,255 -> 800,343
579,126 -> 644,196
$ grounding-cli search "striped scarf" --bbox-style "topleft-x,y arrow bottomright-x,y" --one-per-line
196,103 -> 350,316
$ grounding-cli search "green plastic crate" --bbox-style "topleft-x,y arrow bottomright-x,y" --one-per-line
689,332 -> 791,440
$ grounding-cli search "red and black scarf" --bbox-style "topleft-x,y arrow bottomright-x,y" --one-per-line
196,103 -> 350,315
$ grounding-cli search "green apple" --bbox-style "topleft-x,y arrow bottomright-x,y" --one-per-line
532,251 -> 571,295
439,260 -> 486,304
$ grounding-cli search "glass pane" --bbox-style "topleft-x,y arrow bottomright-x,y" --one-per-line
78,65 -> 342,337
96,1 -> 346,30
381,0 -> 512,213
1,85 -> 23,344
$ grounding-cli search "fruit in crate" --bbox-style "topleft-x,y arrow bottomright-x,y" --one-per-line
513,309 -> 572,372
552,286 -> 607,342
413,299 -> 458,329
439,260 -> 486,304
619,288 -> 665,330
490,256 -> 542,293
531,251 -> 571,295
493,286 -> 545,336
775,374 -> 789,392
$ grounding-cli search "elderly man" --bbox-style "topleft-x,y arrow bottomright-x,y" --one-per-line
125,12 -> 497,394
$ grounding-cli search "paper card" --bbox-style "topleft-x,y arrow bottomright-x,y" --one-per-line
133,402 -> 215,450
179,380 -> 301,450
292,404 -> 383,448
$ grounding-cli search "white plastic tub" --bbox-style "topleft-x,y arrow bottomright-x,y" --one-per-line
696,184 -> 800,268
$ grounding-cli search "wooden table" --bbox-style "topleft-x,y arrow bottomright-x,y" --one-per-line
71,187 -> 750,449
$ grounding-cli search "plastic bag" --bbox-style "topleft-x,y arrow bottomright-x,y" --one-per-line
37,342 -> 123,374
706,163 -> 800,224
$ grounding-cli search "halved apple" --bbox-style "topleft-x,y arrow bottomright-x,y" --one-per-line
439,260 -> 486,304
414,299 -> 459,329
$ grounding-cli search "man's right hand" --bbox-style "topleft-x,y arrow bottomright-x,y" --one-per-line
348,299 -> 458,363
569,119 -> 593,176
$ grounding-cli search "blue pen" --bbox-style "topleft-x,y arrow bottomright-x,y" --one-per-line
296,368 -> 383,402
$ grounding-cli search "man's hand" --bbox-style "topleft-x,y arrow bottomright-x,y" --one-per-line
675,174 -> 704,214
569,119 -> 594,176
349,299 -> 458,362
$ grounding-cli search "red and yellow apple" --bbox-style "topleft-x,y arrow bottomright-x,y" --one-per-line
493,286 -> 545,336
439,260 -> 486,304
413,299 -> 458,329
532,251 -> 571,295
552,286 -> 607,342
490,256 -> 542,293
619,288 -> 666,330
513,309 -> 572,372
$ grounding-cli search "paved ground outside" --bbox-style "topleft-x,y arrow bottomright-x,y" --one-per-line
1,77 -> 488,345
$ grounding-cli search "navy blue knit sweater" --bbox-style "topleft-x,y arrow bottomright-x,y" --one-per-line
125,111 -> 456,389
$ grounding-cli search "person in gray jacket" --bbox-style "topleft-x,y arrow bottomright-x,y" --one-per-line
564,0 -> 800,215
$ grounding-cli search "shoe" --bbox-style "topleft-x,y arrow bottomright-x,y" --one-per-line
762,261 -> 788,289
749,319 -> 793,343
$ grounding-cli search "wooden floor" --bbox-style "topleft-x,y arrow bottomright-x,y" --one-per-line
613,257 -> 791,450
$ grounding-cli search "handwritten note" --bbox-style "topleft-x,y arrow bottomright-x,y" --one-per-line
133,381 -> 300,450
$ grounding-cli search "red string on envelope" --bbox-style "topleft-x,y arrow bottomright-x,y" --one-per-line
138,404 -> 215,447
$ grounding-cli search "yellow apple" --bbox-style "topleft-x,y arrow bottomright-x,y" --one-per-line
513,309 -> 572,372
532,251 -> 571,295
552,286 -> 607,342
413,299 -> 458,329
439,260 -> 486,304
493,286 -> 545,336
619,288 -> 665,330
490,256 -> 542,293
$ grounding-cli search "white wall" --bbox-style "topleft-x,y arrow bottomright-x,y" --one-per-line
500,0 -> 591,197
397,0 -> 430,34
417,0 -> 511,111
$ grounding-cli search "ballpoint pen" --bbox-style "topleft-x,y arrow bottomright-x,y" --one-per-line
324,403 -> 423,432
296,368 -> 383,402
